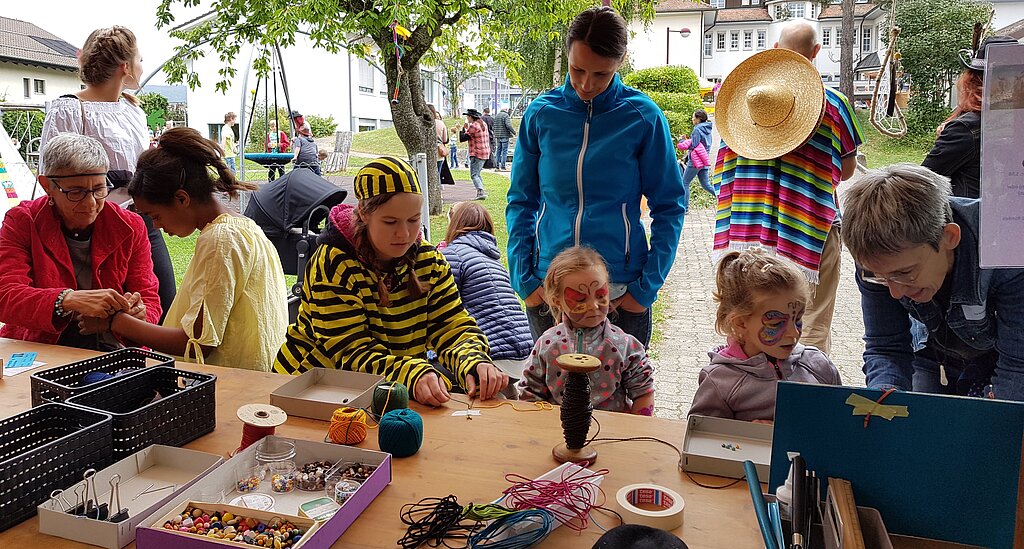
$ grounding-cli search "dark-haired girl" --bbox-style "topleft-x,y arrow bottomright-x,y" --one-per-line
506,6 -> 686,348
79,127 -> 288,371
274,157 -> 508,406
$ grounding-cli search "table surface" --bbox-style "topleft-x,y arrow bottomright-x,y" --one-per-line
0,339 -> 761,548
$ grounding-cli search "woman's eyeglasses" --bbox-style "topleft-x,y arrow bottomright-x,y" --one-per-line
47,173 -> 114,203
860,267 -> 918,287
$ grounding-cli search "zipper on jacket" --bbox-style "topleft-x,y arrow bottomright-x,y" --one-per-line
573,102 -> 593,246
769,358 -> 783,380
620,203 -> 631,264
575,328 -> 585,353
534,202 -> 547,268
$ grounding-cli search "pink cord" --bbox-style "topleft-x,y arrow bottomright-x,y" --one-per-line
502,463 -> 610,532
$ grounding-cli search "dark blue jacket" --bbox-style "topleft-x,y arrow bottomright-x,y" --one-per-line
442,231 -> 532,361
690,121 -> 713,153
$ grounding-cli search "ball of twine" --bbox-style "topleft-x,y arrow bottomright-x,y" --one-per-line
327,407 -> 369,445
378,408 -> 423,458
372,382 -> 410,417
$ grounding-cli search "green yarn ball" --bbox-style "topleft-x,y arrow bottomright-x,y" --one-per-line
372,382 -> 410,417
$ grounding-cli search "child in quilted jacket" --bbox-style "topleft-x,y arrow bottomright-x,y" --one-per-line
518,246 -> 655,415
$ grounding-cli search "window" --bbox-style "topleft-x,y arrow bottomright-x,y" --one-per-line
742,0 -> 750,5
357,118 -> 377,132
710,0 -> 725,7
774,4 -> 784,19
788,2 -> 805,18
716,32 -> 726,51
422,70 -> 435,104
208,123 -> 224,142
730,31 -> 739,50
835,27 -> 842,45
757,29 -> 766,49
822,28 -> 831,47
358,58 -> 374,93
743,30 -> 753,49
22,78 -> 30,99
704,33 -> 713,57
811,3 -> 819,18
379,72 -> 388,95
33,79 -> 45,95
862,26 -> 872,52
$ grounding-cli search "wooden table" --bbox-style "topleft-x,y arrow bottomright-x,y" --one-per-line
0,339 -> 761,548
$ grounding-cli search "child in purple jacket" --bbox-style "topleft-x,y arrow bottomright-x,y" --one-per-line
689,248 -> 841,422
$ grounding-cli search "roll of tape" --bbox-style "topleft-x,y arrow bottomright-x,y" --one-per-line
615,483 -> 685,530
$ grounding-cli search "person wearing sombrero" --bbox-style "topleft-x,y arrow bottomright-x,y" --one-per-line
458,108 -> 490,200
712,20 -> 864,356
274,156 -> 509,406
922,35 -> 1018,199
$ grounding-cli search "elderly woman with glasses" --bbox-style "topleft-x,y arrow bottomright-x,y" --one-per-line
0,133 -> 161,350
843,163 -> 1024,401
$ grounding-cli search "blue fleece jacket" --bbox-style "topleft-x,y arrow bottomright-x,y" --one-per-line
505,74 -> 686,308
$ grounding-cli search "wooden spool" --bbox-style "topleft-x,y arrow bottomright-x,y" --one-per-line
553,353 -> 602,465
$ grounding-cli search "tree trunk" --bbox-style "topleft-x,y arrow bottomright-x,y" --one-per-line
382,47 -> 443,216
840,0 -> 855,100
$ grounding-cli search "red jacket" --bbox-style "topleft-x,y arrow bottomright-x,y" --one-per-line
0,196 -> 162,344
265,130 -> 290,153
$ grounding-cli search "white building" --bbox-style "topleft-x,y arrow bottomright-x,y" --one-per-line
991,0 -> 1024,30
0,16 -> 83,105
628,0 -> 712,73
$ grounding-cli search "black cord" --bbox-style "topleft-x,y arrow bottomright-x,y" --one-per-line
398,495 -> 481,549
561,371 -> 594,450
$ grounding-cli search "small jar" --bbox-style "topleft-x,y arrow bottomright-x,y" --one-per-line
255,438 -> 296,466
333,479 -> 361,507
235,464 -> 264,494
266,460 -> 297,493
296,460 -> 333,492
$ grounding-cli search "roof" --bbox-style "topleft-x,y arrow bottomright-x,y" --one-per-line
713,7 -> 772,23
139,84 -> 188,104
855,51 -> 880,71
0,16 -> 78,72
818,3 -> 881,19
995,18 -> 1024,40
656,0 -> 715,12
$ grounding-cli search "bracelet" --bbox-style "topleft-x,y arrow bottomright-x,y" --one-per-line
54,289 -> 73,318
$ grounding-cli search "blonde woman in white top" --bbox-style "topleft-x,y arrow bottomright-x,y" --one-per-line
39,26 -> 176,319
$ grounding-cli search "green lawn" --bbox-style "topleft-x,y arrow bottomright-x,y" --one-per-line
855,110 -> 933,169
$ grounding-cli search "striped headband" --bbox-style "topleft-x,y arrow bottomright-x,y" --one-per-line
354,156 -> 421,200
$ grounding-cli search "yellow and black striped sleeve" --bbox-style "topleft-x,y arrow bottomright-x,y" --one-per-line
423,248 -> 491,387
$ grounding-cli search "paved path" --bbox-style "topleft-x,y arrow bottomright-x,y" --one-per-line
650,207 -> 866,421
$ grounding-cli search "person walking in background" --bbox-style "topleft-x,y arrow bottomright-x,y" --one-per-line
428,104 -> 449,178
712,20 -> 863,355
221,112 -> 238,173
481,107 -> 497,169
292,122 -> 321,176
506,6 -> 686,347
677,109 -> 715,209
265,119 -> 290,182
442,202 -> 532,396
458,109 -> 490,200
448,126 -> 460,168
493,107 -> 516,171
39,25 -> 177,321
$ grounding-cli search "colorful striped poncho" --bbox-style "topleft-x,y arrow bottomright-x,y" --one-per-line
712,87 -> 864,283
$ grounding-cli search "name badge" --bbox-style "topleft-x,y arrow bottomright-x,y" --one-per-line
961,303 -> 987,321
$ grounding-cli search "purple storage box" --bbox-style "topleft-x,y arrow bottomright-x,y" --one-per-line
135,436 -> 391,548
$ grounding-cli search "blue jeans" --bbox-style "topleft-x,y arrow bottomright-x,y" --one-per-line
496,139 -> 510,169
449,145 -> 459,168
226,156 -> 236,173
469,156 -> 485,191
680,164 -> 714,210
525,304 -> 653,348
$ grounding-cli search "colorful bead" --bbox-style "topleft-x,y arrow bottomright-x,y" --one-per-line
161,507 -> 306,547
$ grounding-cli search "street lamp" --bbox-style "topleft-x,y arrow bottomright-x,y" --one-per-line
666,27 -> 692,65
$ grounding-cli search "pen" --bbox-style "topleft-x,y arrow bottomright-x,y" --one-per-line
791,455 -> 806,549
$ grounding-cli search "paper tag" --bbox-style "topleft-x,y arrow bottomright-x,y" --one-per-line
452,410 -> 481,417
9,352 -> 37,367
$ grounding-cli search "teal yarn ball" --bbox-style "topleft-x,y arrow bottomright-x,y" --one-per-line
378,408 -> 423,458
372,382 -> 410,416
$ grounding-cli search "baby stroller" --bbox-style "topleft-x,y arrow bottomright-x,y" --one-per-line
243,169 -> 347,319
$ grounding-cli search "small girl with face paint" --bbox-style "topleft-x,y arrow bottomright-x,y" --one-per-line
689,248 -> 841,422
518,247 -> 655,415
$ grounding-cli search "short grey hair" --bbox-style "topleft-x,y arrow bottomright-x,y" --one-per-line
41,133 -> 109,175
842,163 -> 953,263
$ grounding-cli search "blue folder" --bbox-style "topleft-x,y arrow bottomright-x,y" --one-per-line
770,382 -> 1024,549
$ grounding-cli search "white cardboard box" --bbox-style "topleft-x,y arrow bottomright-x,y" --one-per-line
38,445 -> 223,549
269,369 -> 383,421
680,415 -> 773,480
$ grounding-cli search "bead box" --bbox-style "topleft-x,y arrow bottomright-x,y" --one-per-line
269,368 -> 382,421
37,444 -> 223,549
680,414 -> 773,480
136,436 -> 391,549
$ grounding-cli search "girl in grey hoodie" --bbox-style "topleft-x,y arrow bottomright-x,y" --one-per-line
689,249 -> 841,422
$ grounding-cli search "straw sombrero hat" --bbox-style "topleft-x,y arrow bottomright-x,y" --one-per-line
716,48 -> 825,160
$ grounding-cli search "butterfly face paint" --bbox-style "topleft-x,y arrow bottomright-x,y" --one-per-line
759,310 -> 788,346
559,270 -> 610,329
738,293 -> 806,361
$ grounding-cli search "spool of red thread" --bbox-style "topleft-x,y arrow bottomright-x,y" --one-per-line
234,404 -> 288,455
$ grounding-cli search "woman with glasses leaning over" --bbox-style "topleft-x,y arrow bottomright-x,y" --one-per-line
0,133 -> 161,350
845,163 -> 1024,401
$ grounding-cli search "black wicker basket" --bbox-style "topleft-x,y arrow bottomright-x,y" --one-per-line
0,403 -> 112,532
66,366 -> 216,461
30,348 -> 174,406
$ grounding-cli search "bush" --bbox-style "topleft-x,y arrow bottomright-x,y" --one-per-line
904,95 -> 950,137
138,92 -> 168,131
662,110 -> 694,158
1,110 -> 44,155
623,65 -> 700,95
306,114 -> 338,138
647,92 -> 703,118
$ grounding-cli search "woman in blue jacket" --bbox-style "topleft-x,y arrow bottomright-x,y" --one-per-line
505,6 -> 687,346
442,202 -> 532,394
